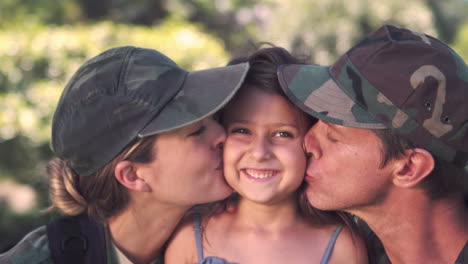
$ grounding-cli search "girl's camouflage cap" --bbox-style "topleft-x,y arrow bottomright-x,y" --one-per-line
52,46 -> 249,176
278,25 -> 468,168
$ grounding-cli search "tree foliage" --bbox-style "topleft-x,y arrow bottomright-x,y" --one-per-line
453,22 -> 468,61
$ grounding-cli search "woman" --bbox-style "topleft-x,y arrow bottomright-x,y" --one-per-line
0,46 -> 248,264
165,47 -> 368,264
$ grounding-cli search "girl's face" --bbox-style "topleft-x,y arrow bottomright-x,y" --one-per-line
222,86 -> 310,204
139,116 -> 233,206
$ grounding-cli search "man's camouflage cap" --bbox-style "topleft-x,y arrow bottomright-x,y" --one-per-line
52,46 -> 249,176
278,25 -> 468,168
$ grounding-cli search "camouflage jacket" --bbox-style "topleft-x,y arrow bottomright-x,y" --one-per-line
378,240 -> 468,264
0,226 -> 163,264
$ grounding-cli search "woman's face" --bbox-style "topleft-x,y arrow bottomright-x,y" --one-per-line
222,86 -> 309,204
139,116 -> 233,206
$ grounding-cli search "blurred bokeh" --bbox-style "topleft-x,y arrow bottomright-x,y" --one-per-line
1,0 -> 467,252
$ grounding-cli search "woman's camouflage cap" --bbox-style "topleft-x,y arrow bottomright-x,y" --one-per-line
52,46 -> 249,176
278,25 -> 467,168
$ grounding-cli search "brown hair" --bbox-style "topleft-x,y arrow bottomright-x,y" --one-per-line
229,45 -> 305,94
46,135 -> 157,223
373,129 -> 467,200
191,46 -> 376,262
223,46 -> 348,223
224,45 -> 315,138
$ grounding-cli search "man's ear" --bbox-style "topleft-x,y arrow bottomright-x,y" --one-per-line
392,148 -> 435,188
114,161 -> 152,192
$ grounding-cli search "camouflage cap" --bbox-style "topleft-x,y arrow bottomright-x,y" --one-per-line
52,46 -> 249,176
278,25 -> 468,168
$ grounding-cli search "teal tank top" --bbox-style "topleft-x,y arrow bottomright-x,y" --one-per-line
192,213 -> 343,264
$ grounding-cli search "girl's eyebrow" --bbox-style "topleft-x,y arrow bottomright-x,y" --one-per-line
271,122 -> 300,128
228,120 -> 300,129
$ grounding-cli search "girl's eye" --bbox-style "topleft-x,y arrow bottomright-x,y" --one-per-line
189,125 -> 206,136
231,128 -> 249,134
274,131 -> 293,138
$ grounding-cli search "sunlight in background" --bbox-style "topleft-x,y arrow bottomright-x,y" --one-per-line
0,179 -> 37,213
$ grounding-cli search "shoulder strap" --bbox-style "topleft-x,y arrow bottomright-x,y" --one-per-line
193,213 -> 204,262
320,225 -> 343,264
46,214 -> 107,264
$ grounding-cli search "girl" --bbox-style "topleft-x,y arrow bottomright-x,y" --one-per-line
165,47 -> 368,264
0,46 -> 248,264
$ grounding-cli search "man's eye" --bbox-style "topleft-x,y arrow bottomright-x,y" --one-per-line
326,134 -> 338,142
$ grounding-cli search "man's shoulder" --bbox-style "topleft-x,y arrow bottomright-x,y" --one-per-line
0,226 -> 52,264
455,240 -> 468,264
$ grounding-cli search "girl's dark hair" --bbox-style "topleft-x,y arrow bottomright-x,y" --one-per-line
46,135 -> 157,223
223,45 -> 342,223
204,45 -> 375,263
224,45 -> 315,134
228,44 -> 305,94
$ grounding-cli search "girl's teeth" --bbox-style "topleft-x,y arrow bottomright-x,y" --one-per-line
245,169 -> 275,179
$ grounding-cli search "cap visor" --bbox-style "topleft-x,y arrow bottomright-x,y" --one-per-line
139,62 -> 249,135
278,64 -> 386,129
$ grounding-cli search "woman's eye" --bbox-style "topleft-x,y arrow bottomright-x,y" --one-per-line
189,125 -> 206,136
231,128 -> 249,134
274,131 -> 293,138
326,134 -> 338,142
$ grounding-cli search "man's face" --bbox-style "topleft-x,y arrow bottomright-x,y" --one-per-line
303,120 -> 395,213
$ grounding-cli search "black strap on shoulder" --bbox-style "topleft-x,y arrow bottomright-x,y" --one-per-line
46,214 -> 107,264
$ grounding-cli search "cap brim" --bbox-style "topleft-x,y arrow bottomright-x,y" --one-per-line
278,64 -> 386,129
139,62 -> 249,136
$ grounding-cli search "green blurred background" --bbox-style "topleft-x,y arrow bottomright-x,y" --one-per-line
1,0 -> 467,252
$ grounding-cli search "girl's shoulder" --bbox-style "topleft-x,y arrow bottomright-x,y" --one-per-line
326,224 -> 369,264
165,208 -> 236,262
164,213 -> 202,264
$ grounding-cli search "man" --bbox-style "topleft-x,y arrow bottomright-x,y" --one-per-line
277,24 -> 468,263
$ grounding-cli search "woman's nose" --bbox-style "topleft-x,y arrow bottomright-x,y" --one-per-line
210,118 -> 227,150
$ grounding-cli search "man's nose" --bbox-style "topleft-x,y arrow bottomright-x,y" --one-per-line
304,122 -> 322,160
